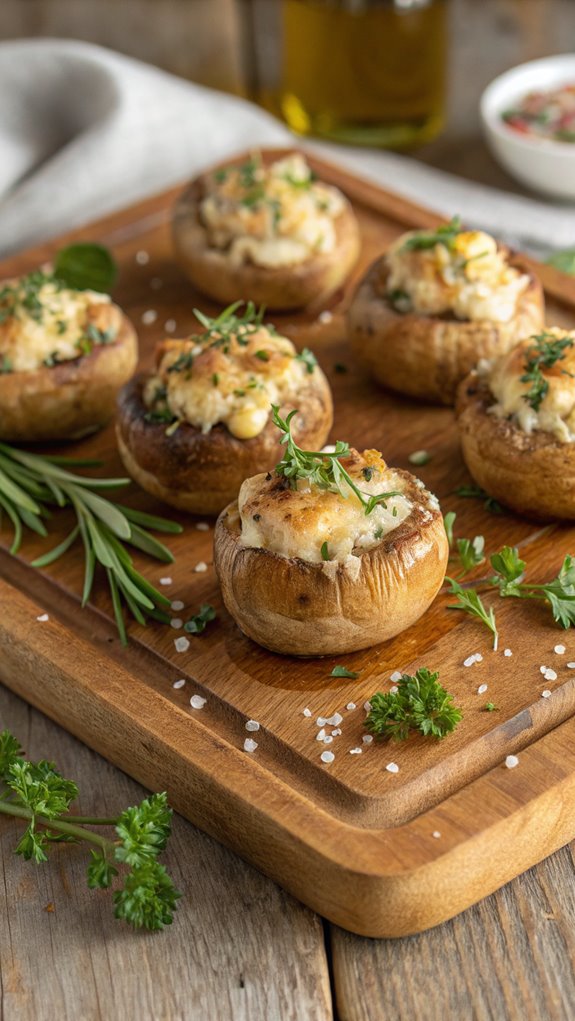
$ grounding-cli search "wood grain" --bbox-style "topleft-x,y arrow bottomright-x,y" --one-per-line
2,150 -> 575,938
0,684 -> 333,1021
331,841 -> 575,1021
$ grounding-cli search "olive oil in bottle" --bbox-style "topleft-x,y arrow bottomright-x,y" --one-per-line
259,0 -> 448,148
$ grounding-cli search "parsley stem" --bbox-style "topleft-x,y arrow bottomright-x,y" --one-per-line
0,800 -> 115,853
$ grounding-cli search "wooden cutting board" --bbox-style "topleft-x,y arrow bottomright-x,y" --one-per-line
2,150 -> 575,939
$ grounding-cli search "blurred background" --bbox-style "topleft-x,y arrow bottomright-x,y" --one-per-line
2,0 -> 574,193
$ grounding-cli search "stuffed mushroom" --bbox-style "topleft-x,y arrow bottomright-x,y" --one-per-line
173,151 -> 360,310
348,218 -> 544,405
116,304 -> 333,515
0,268 -> 137,441
214,410 -> 448,656
457,327 -> 575,520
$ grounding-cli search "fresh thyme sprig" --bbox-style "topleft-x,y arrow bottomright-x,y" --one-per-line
193,300 -> 268,346
401,216 -> 462,252
365,668 -> 462,741
446,577 -> 499,650
271,406 -> 400,515
0,444 -> 182,644
490,545 -> 575,629
0,730 -> 180,930
520,332 -> 574,412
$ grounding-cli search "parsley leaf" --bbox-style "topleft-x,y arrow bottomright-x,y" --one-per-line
54,243 -> 117,293
331,665 -> 359,679
365,668 -> 462,741
295,348 -> 318,374
446,577 -> 499,650
520,331 -> 574,411
490,547 -> 575,629
401,217 -> 462,253
184,603 -> 216,635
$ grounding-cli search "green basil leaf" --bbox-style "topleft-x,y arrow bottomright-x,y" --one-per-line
53,243 -> 118,293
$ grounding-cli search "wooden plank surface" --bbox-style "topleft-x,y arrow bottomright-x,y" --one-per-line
0,684 -> 333,1021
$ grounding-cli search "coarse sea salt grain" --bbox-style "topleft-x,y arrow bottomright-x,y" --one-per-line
194,562 -> 208,573
321,750 -> 335,764
555,644 -> 566,655
541,690 -> 552,699
364,701 -> 372,712
244,738 -> 258,753
135,249 -> 149,265
316,728 -> 326,742
390,670 -> 403,682
318,310 -> 333,324
171,600 -> 185,611
544,668 -> 558,682
346,702 -> 356,711
540,665 -> 548,675
362,734 -> 374,745
331,728 -> 342,737
303,707 -> 312,717
164,318 -> 177,333
432,831 -> 441,839
390,685 -> 399,694
386,762 -> 399,774
323,735 -> 334,745
476,654 -> 483,662
316,716 -> 327,727
36,613 -> 49,622
568,663 -> 575,669
141,309 -> 157,325
477,684 -> 488,695
170,618 -> 183,630
504,649 -> 512,657
172,679 -> 186,689
505,754 -> 519,769
349,747 -> 362,755
196,522 -> 210,532
245,720 -> 260,732
463,654 -> 478,667
159,577 -> 172,586
174,636 -> 190,653
190,694 -> 206,709
327,712 -> 343,727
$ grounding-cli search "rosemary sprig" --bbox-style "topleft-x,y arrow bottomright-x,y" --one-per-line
271,406 -> 400,515
520,331 -> 574,412
0,443 -> 182,644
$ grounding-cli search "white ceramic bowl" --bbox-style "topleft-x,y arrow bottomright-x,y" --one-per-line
480,55 -> 575,200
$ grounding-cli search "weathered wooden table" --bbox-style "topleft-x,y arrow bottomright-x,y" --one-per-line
3,2 -> 575,1019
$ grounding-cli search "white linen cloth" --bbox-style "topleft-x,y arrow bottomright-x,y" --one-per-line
1,38 -> 575,259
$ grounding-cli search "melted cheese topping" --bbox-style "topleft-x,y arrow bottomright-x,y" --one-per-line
238,449 -> 413,566
143,324 -> 317,439
200,153 -> 345,269
386,228 -> 529,323
0,275 -> 115,372
487,328 -> 575,443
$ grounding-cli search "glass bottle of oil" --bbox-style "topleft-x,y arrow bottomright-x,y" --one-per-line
243,0 -> 448,148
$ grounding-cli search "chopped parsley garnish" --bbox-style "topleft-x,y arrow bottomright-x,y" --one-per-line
255,349 -> 270,362
443,510 -> 456,548
401,216 -> 462,253
43,350 -> 65,368
387,288 -> 412,312
166,351 -> 194,375
272,406 -> 400,516
484,702 -> 499,712
56,319 -> 67,334
365,668 -> 462,741
321,541 -> 330,561
520,331 -> 574,412
86,322 -> 118,346
295,348 -> 318,374
184,604 -> 217,635
0,355 -> 13,374
331,665 -> 359,679
212,373 -> 219,387
193,301 -> 269,348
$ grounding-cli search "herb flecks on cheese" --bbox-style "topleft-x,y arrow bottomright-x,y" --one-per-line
385,220 -> 529,323
0,271 -> 116,372
487,328 -> 575,443
200,153 -> 345,269
143,304 -> 319,440
238,451 -> 412,564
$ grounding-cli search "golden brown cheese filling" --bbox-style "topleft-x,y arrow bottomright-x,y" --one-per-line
143,320 -> 319,440
200,153 -> 345,269
385,223 -> 529,324
486,327 -> 575,443
238,449 -> 415,566
0,272 -> 117,374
